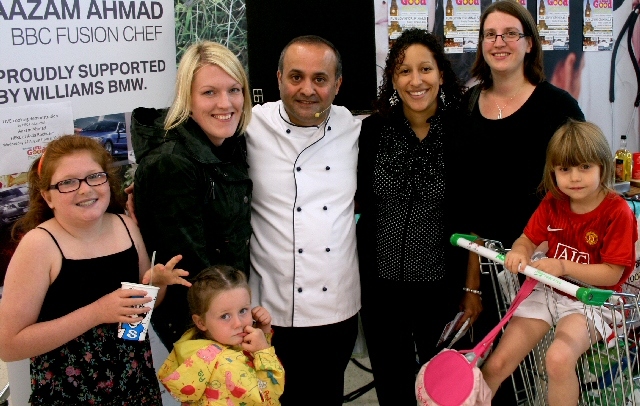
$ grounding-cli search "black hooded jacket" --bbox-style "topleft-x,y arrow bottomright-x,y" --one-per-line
131,107 -> 252,348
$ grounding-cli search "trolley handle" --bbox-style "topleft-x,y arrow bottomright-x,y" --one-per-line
450,233 -> 613,306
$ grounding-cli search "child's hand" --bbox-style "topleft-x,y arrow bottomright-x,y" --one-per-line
141,255 -> 191,287
504,250 -> 529,274
531,257 -> 565,277
251,306 -> 272,335
241,325 -> 270,352
93,288 -> 152,325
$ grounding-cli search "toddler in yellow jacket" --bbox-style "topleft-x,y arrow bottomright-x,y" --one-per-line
158,265 -> 284,405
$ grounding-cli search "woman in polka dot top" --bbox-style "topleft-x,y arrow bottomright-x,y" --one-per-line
355,28 -> 470,405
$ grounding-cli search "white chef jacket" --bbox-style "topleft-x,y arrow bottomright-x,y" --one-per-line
246,100 -> 361,327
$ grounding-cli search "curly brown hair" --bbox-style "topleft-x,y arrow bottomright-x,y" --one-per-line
373,28 -> 464,117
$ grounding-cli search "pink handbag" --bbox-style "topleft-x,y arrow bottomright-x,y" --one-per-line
415,278 -> 537,406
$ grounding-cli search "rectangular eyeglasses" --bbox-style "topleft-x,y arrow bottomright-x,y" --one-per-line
48,172 -> 109,193
483,31 -> 528,43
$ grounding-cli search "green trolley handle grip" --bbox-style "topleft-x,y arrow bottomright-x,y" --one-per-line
450,233 -> 613,306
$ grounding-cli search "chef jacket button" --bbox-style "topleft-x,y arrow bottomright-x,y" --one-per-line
296,167 -> 301,172
298,287 -> 303,293
323,206 -> 327,210
297,207 -> 302,212
325,248 -> 330,252
326,166 -> 330,170
243,196 -> 249,203
298,248 -> 303,253
322,287 -> 327,291
286,129 -> 291,134
328,126 -> 332,131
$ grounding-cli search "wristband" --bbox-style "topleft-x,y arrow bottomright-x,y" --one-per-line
463,287 -> 482,296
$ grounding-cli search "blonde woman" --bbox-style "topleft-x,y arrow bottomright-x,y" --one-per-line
131,41 -> 253,350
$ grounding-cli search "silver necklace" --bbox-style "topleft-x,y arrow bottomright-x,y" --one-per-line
494,84 -> 525,119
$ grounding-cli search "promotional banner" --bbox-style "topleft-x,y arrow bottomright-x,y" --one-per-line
443,0 -> 481,54
538,0 -> 571,50
0,102 -> 74,175
0,0 -> 176,300
388,0 -> 430,42
0,0 -> 177,119
582,0 -> 613,51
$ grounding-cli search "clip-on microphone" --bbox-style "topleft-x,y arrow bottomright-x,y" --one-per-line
314,105 -> 331,118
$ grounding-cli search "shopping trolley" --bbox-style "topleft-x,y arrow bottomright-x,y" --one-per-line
452,234 -> 640,406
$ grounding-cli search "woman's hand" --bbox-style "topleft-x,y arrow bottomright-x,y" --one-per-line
141,254 -> 191,287
458,292 -> 483,330
124,184 -> 138,225
241,325 -> 270,352
251,306 -> 272,335
92,289 -> 152,325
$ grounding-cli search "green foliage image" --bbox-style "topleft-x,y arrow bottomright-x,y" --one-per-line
174,0 -> 248,71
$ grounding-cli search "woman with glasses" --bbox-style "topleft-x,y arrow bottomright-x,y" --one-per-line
457,0 -> 584,402
0,135 -> 190,405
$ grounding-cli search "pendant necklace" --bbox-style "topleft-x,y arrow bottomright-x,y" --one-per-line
494,83 -> 525,119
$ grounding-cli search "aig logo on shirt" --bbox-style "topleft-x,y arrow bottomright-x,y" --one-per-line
555,243 -> 590,264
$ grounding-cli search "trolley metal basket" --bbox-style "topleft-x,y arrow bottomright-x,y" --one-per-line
453,234 -> 640,406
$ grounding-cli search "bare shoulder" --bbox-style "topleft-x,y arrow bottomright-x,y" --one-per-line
4,225 -> 60,291
17,225 -> 59,253
116,212 -> 140,233
112,213 -> 148,264
115,213 -> 144,243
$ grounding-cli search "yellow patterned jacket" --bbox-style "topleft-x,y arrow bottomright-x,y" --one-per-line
158,328 -> 284,405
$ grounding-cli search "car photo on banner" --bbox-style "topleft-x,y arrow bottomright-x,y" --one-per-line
0,186 -> 29,228
74,113 -> 129,160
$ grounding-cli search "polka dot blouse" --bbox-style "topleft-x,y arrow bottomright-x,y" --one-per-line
372,112 -> 446,282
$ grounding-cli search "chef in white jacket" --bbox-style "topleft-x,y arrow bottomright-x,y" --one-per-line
246,35 -> 361,406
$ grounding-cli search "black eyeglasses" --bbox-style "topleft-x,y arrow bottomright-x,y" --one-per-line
48,172 -> 109,193
483,31 -> 528,43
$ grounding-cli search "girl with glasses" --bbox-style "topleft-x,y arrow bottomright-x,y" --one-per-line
0,135 -> 191,405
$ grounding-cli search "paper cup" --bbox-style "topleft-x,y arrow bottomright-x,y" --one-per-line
118,282 -> 159,341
